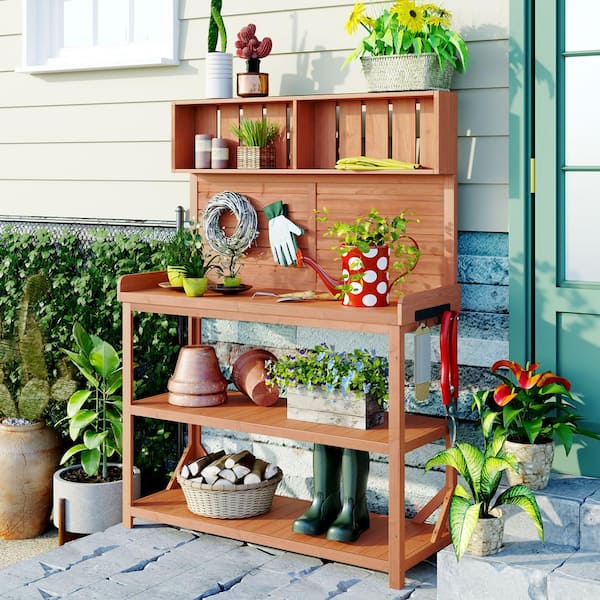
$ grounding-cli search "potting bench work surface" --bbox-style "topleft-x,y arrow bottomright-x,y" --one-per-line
0,520 -> 438,599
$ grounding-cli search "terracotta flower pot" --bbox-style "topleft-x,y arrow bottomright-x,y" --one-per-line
504,439 -> 554,490
168,345 -> 227,406
0,421 -> 61,539
466,508 -> 504,556
231,349 -> 279,406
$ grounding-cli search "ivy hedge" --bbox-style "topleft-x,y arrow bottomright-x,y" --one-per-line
0,226 -> 180,492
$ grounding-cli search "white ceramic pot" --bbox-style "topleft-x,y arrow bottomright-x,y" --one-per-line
205,52 -> 233,98
503,439 -> 554,491
53,463 -> 141,534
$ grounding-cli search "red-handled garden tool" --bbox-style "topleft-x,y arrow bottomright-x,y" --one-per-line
440,310 -> 459,446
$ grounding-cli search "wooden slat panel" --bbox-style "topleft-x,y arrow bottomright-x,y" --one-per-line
240,102 -> 263,121
172,105 -> 195,170
218,104 -> 241,168
338,100 -> 363,160
264,102 -> 289,169
313,101 -> 337,168
391,98 -> 417,164
293,101 -> 314,169
364,99 -> 389,158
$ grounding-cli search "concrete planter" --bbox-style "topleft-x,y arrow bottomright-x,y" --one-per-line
0,421 -> 61,539
53,464 -> 141,534
466,508 -> 504,557
504,439 -> 554,491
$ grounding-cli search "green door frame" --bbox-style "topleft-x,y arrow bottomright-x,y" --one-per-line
509,0 -> 534,362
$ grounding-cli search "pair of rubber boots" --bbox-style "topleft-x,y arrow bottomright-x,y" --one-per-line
292,444 -> 370,542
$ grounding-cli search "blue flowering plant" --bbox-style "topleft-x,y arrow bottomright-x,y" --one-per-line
265,343 -> 389,407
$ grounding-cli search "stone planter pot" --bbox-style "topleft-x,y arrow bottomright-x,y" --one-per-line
286,385 -> 384,430
0,421 -> 61,539
466,508 -> 504,557
53,464 -> 141,534
503,439 -> 554,490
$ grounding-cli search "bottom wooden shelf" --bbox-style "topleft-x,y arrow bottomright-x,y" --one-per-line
128,489 -> 450,573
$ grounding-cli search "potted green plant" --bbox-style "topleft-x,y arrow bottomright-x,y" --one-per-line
220,250 -> 244,287
231,118 -> 280,168
0,274 -> 76,539
425,391 -> 545,561
266,343 -> 387,541
181,221 -> 222,297
483,359 -> 600,490
315,207 -> 421,307
54,323 -> 140,536
343,0 -> 469,91
234,23 -> 272,97
205,0 -> 232,98
163,228 -> 189,287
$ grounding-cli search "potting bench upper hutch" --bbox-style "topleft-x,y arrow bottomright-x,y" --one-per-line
118,90 -> 460,590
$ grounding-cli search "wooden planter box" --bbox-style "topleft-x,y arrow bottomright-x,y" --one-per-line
286,386 -> 384,430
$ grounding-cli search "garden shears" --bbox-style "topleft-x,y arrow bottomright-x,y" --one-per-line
440,310 -> 459,446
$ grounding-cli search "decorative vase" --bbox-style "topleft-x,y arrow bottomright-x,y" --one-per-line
168,345 -> 227,407
466,508 -> 504,557
231,348 -> 280,406
237,58 -> 269,97
0,421 -> 61,539
167,265 -> 186,287
360,53 -> 454,92
341,245 -> 390,308
182,276 -> 208,297
53,464 -> 141,535
503,439 -> 554,491
286,385 -> 384,430
205,52 -> 233,99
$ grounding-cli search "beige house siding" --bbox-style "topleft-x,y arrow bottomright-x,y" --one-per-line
0,0 -> 508,231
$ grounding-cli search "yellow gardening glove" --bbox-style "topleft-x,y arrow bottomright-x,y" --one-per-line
335,156 -> 420,170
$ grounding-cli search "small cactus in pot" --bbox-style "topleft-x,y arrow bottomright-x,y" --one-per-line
235,24 -> 272,73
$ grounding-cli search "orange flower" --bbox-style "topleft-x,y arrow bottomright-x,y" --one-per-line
493,383 -> 517,406
491,359 -> 541,390
537,372 -> 571,391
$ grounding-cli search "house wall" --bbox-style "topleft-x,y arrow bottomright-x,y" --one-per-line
0,0 -> 510,506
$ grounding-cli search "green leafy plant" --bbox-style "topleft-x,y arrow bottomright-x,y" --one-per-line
266,343 -> 389,407
425,391 -> 544,561
231,118 -> 280,147
0,274 -> 76,423
162,228 -> 190,267
208,0 -> 227,53
317,207 -> 421,291
60,323 -> 123,481
161,224 -> 221,279
483,360 -> 600,452
343,0 -> 469,72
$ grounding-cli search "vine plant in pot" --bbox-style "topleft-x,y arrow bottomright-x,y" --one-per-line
0,274 -> 77,539
483,360 -> 600,490
425,392 -> 544,561
310,208 -> 421,307
54,323 -> 141,536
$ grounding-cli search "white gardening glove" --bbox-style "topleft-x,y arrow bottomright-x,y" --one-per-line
263,201 -> 304,266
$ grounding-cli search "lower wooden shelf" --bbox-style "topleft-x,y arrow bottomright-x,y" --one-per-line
129,489 -> 450,573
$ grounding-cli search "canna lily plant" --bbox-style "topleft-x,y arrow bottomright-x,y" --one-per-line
425,390 -> 544,561
487,359 -> 600,453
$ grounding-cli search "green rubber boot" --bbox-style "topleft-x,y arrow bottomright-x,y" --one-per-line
292,444 -> 342,536
326,449 -> 370,542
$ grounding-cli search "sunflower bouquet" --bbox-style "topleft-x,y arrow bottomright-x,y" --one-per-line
343,1 -> 468,73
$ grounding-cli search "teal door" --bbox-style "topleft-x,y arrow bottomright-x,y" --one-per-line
533,0 -> 600,475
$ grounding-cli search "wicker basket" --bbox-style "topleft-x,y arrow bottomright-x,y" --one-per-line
237,145 -> 276,169
360,53 -> 454,92
177,467 -> 283,519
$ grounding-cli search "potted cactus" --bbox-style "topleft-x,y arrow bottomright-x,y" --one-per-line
234,23 -> 272,97
205,0 -> 232,98
0,274 -> 77,539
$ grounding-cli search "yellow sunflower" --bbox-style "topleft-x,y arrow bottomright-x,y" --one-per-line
394,1 -> 426,34
345,2 -> 367,35
426,14 -> 451,28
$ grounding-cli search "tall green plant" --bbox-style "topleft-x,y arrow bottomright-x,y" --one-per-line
208,0 -> 227,52
0,274 -> 76,422
60,324 -> 123,481
231,118 -> 280,147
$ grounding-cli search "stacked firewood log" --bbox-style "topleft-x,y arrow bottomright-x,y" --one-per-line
179,450 -> 279,488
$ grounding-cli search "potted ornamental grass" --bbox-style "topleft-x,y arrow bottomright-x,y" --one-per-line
425,391 -> 544,561
482,359 -> 600,490
343,0 -> 469,91
0,274 -> 77,539
231,118 -> 280,169
54,323 -> 140,536
316,207 -> 421,307
266,343 -> 388,429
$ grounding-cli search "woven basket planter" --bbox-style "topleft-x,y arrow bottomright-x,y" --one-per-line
360,53 -> 454,92
237,145 -> 276,169
177,467 -> 283,519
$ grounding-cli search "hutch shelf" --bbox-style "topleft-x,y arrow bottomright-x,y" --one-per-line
118,91 -> 460,590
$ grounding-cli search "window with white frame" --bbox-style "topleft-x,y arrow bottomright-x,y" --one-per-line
20,0 -> 179,73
